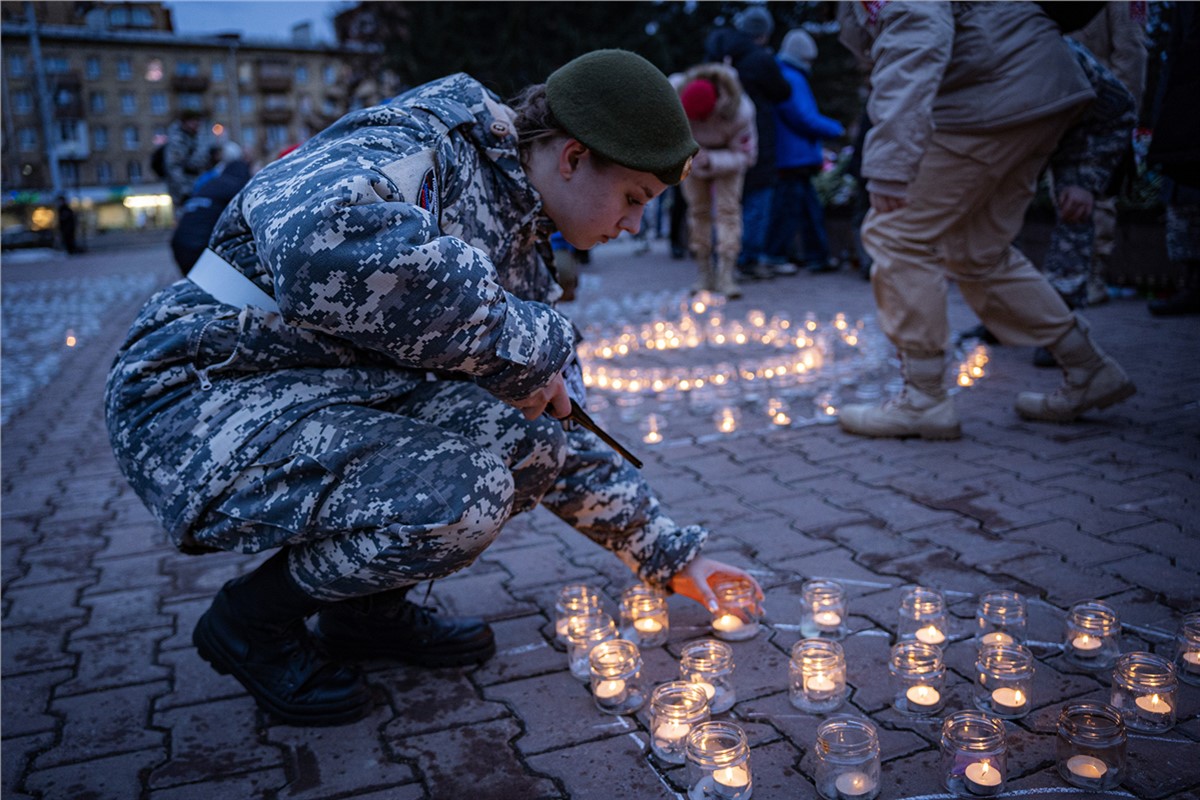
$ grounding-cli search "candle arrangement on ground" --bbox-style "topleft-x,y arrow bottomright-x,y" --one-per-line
546,577 -> 1191,795
1172,612 -> 1200,686
563,290 -> 989,438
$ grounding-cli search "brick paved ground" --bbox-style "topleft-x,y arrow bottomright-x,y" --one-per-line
2,233 -> 1198,800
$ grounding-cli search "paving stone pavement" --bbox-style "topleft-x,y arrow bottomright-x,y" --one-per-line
2,233 -> 1198,800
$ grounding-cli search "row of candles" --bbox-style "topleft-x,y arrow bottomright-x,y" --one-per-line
566,291 -> 991,437
555,579 -> 1200,799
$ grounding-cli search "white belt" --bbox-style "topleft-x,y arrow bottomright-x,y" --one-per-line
187,248 -> 281,312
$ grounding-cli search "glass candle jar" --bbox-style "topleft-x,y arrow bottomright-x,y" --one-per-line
555,583 -> 601,645
649,681 -> 711,764
680,639 -> 737,714
1110,651 -> 1178,734
940,710 -> 1007,798
620,584 -> 669,647
588,638 -> 645,715
889,641 -> 946,716
685,720 -> 752,800
1063,600 -> 1120,670
1172,612 -> 1200,687
711,579 -> 761,641
801,580 -> 847,640
898,586 -> 949,645
975,590 -> 1027,646
790,639 -> 847,714
565,611 -> 616,682
1056,702 -> 1127,790
814,715 -> 881,800
974,643 -> 1034,719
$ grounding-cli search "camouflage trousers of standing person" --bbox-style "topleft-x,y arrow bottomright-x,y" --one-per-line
1043,194 -> 1118,309
189,378 -> 704,601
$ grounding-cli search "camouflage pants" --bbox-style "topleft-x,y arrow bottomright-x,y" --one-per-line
192,379 -> 557,599
192,379 -> 690,601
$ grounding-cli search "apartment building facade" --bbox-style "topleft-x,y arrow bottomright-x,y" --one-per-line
1,1 -> 392,234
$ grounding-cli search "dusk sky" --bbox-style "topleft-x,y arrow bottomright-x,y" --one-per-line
166,0 -> 352,42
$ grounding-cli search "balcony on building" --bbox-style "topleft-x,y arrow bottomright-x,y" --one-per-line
171,73 -> 210,93
256,61 -> 293,92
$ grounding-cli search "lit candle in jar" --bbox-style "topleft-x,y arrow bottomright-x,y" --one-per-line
915,625 -> 946,645
805,674 -> 837,696
814,611 -> 842,631
1065,754 -> 1108,780
714,764 -> 750,795
712,614 -> 745,634
964,761 -> 1002,792
1134,693 -> 1172,718
1183,651 -> 1200,666
594,679 -> 626,700
690,680 -> 717,701
980,631 -> 1014,646
634,617 -> 663,636
990,687 -> 1027,713
1071,634 -> 1102,655
834,770 -> 875,797
654,720 -> 691,748
906,685 -> 940,708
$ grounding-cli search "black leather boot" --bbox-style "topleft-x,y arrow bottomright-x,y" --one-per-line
193,550 -> 373,726
315,588 -> 496,667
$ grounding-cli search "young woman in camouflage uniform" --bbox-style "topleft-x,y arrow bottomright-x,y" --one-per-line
105,50 -> 763,726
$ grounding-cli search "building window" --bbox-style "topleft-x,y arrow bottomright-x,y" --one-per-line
213,94 -> 229,113
322,97 -> 338,116
131,6 -> 153,27
323,64 -> 338,84
93,125 -> 109,150
266,124 -> 289,150
86,57 -> 101,79
264,94 -> 289,110
150,93 -> 169,114
128,160 -> 142,183
296,64 -> 308,83
299,94 -> 313,114
97,161 -> 113,183
89,92 -> 106,114
211,60 -> 224,81
121,92 -> 137,114
123,125 -> 140,150
8,54 -> 27,77
109,7 -> 129,26
179,93 -> 204,112
117,58 -> 132,80
242,125 -> 257,149
238,62 -> 253,85
240,95 -> 255,114
60,160 -> 80,186
145,58 -> 164,82
45,56 -> 70,74
19,127 -> 38,152
176,60 -> 200,77
14,91 -> 34,114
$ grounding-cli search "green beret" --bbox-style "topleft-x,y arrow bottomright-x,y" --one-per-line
547,49 -> 699,185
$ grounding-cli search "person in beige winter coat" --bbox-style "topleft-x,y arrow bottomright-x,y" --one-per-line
673,63 -> 758,299
835,1 -> 1135,440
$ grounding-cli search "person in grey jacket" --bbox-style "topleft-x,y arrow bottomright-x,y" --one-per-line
836,1 -> 1136,440
105,50 -> 762,726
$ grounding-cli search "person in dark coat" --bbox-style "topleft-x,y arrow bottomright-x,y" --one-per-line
1146,1 -> 1200,315
56,195 -> 78,255
170,145 -> 251,275
705,6 -> 792,281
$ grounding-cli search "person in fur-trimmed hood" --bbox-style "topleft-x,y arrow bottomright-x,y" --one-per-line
672,63 -> 758,298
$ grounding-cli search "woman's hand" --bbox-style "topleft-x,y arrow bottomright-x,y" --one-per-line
1056,185 -> 1095,224
668,555 -> 764,613
511,373 -> 571,420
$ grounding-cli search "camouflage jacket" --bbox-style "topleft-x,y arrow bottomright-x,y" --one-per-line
106,74 -> 706,585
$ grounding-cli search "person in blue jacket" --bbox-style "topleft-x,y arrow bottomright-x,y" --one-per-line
763,28 -> 845,275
